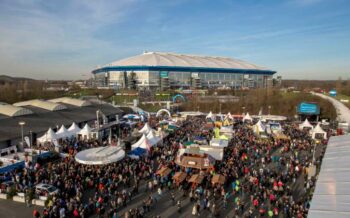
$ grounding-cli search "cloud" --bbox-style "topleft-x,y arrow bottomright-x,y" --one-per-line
0,0 -> 139,79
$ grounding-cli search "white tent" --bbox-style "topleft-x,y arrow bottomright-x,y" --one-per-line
311,123 -> 327,140
243,113 -> 253,122
68,122 -> 81,135
37,128 -> 57,143
198,145 -> 224,161
308,135 -> 350,218
139,123 -> 153,135
79,124 -> 92,139
146,130 -> 162,146
131,134 -> 152,150
210,138 -> 229,148
75,146 -> 125,165
206,111 -> 215,121
225,112 -> 233,120
299,118 -> 314,130
220,126 -> 233,133
253,120 -> 266,134
56,125 -> 70,139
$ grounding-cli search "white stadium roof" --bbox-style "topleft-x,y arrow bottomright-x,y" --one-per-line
95,52 -> 273,72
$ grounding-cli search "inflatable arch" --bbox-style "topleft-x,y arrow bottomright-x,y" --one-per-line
172,94 -> 186,103
156,109 -> 171,118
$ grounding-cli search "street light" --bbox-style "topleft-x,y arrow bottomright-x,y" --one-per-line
242,106 -> 246,114
268,105 -> 271,115
18,121 -> 25,147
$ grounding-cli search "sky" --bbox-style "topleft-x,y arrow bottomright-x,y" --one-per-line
0,0 -> 349,80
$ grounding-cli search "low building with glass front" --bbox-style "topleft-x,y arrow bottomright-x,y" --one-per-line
92,52 -> 276,90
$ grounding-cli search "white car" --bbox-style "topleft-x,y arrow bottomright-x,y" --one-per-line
35,184 -> 59,197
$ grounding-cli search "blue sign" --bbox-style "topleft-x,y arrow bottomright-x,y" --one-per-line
329,90 -> 337,97
298,102 -> 320,115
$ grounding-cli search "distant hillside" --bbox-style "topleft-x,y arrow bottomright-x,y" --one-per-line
0,75 -> 36,83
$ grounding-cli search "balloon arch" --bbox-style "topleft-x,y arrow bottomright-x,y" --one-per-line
156,109 -> 171,118
172,94 -> 186,103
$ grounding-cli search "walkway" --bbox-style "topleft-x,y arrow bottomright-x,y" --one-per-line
313,93 -> 350,123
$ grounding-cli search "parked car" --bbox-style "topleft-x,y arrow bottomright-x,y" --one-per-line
35,184 -> 58,197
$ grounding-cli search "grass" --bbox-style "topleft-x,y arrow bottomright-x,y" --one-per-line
334,94 -> 350,109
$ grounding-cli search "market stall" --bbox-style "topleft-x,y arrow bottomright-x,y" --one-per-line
211,174 -> 226,185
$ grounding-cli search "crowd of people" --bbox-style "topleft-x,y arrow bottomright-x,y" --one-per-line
0,115 -> 328,218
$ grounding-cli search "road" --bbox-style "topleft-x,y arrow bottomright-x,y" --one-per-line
313,92 -> 350,123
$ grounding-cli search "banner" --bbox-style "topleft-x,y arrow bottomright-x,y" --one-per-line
24,136 -> 31,147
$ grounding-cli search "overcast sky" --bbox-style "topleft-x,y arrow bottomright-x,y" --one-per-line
0,0 -> 349,80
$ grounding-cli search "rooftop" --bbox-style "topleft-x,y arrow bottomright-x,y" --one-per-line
93,52 -> 275,74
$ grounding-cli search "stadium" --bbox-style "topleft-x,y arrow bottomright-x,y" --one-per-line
92,52 -> 276,90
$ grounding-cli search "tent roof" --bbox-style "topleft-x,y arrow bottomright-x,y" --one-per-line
299,118 -> 313,129
37,128 -> 57,142
79,123 -> 92,135
56,125 -> 69,138
254,120 -> 266,133
312,123 -> 326,134
146,130 -> 161,145
308,135 -> 350,218
206,111 -> 215,120
132,134 -> 151,150
243,113 -> 252,121
68,122 -> 81,133
139,123 -> 152,134
75,146 -> 125,165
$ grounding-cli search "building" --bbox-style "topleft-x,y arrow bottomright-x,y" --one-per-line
0,97 -> 123,148
92,52 -> 276,90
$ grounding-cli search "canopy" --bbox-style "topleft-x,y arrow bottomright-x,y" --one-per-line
253,120 -> 266,134
131,134 -> 152,150
123,114 -> 140,119
243,113 -> 253,122
311,123 -> 327,140
308,135 -> 350,218
139,123 -> 152,135
56,125 -> 70,139
37,128 -> 57,143
299,118 -> 313,130
206,111 -> 215,121
75,146 -> 125,165
79,124 -> 92,139
225,112 -> 233,120
189,174 -> 204,184
68,122 -> 81,135
173,172 -> 187,183
220,126 -> 233,133
146,130 -> 162,145
210,138 -> 228,148
212,174 -> 226,184
156,167 -> 172,177
199,145 -> 224,160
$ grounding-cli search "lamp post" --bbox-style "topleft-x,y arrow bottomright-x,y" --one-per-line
29,130 -> 32,148
242,106 -> 245,114
18,121 -> 25,147
268,105 -> 271,115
